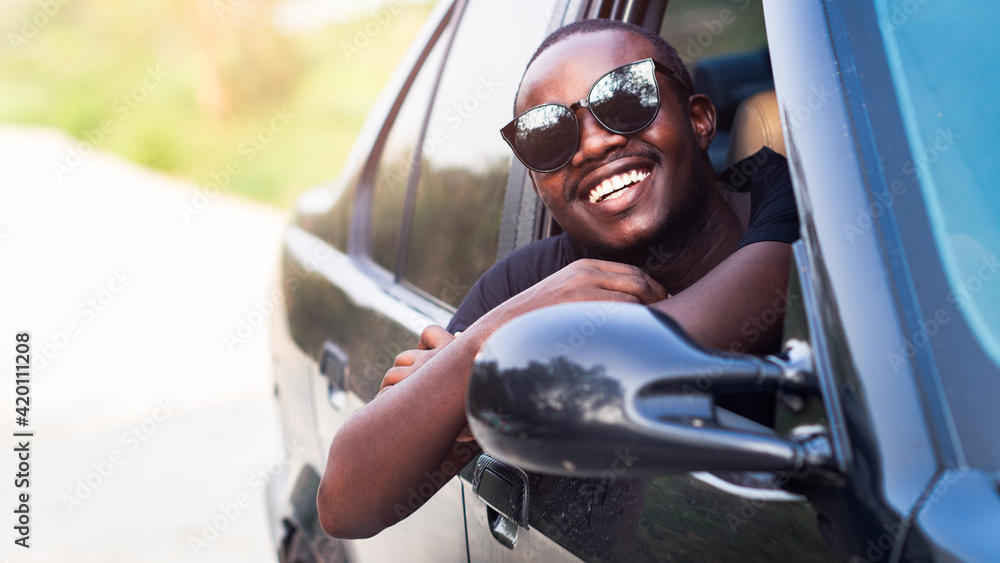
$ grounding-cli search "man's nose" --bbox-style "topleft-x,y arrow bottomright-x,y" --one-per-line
570,109 -> 628,168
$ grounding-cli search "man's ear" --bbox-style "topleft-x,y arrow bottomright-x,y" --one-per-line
687,94 -> 717,151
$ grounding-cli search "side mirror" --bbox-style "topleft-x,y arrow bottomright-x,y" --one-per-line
467,302 -> 836,479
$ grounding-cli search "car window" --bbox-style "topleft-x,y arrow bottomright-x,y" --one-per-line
874,0 -> 1000,469
659,0 -> 767,71
368,39 -> 450,274
875,0 -> 1000,363
399,0 -> 555,308
659,0 -> 770,171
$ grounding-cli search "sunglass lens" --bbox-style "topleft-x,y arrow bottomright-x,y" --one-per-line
590,60 -> 659,133
514,104 -> 577,171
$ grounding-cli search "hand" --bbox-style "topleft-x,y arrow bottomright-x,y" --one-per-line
511,258 -> 668,315
378,325 -> 455,393
377,325 -> 477,441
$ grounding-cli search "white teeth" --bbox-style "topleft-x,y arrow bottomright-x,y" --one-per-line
588,169 -> 650,203
604,189 -> 627,201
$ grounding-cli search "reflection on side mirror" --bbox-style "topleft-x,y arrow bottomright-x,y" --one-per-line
467,302 -> 835,479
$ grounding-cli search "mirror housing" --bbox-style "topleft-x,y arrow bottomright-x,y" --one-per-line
467,302 -> 834,478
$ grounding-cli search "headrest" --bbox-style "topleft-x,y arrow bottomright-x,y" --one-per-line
692,49 -> 773,132
720,89 -> 785,232
725,89 -> 785,167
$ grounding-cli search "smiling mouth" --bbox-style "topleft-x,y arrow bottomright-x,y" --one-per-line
587,168 -> 651,204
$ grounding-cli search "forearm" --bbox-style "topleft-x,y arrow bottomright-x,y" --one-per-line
318,336 -> 477,538
317,260 -> 666,538
650,241 -> 791,354
317,307 -> 517,538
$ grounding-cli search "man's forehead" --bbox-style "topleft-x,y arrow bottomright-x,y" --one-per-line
516,30 -> 653,113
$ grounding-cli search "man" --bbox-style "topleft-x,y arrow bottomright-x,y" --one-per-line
318,19 -> 797,539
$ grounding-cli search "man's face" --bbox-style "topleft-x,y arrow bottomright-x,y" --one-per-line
516,30 -> 715,255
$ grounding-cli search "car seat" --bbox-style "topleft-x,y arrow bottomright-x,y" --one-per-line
722,89 -> 786,232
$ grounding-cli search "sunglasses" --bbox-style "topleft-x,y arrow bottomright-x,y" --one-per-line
501,58 -> 686,173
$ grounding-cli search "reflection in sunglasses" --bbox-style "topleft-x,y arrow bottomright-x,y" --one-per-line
596,64 -> 654,102
501,59 -> 668,172
515,105 -> 569,142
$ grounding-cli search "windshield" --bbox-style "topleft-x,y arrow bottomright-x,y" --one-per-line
875,1 -> 1000,365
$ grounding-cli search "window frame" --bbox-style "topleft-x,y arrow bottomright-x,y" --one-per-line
342,0 -> 465,325
350,0 -> 462,279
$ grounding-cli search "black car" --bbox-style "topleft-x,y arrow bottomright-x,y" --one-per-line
268,0 -> 1000,561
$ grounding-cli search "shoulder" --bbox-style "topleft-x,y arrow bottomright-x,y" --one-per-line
717,146 -> 789,195
726,147 -> 799,250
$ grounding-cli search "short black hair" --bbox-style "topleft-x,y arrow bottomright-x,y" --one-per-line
515,19 -> 694,114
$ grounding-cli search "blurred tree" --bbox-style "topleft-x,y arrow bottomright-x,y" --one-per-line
186,0 -> 231,122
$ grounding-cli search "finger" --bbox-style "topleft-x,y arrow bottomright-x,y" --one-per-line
644,276 -> 670,303
379,366 -> 411,391
594,288 -> 643,304
419,325 -> 455,350
392,350 -> 419,368
589,269 -> 668,304
573,258 -> 650,276
568,259 -> 666,300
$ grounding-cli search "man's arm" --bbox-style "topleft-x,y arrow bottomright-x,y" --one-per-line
316,259 -> 667,539
651,240 -> 791,354
317,243 -> 793,538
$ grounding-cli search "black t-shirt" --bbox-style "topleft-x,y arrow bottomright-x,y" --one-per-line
447,147 -> 797,333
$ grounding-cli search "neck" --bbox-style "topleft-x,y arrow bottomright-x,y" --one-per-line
638,164 -> 743,294
648,191 -> 742,293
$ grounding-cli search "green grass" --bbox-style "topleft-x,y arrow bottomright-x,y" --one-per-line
0,0 -> 433,207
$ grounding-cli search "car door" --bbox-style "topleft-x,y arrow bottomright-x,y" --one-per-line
282,0 -> 571,560
280,2 -> 466,560
382,0 -> 589,556
460,1 -> 843,561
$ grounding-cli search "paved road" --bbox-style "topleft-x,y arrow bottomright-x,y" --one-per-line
0,124 -> 289,562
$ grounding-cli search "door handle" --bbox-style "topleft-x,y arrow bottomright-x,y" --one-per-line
320,341 -> 349,409
473,454 -> 528,548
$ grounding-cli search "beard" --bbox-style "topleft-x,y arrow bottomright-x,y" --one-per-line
588,150 -> 714,272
